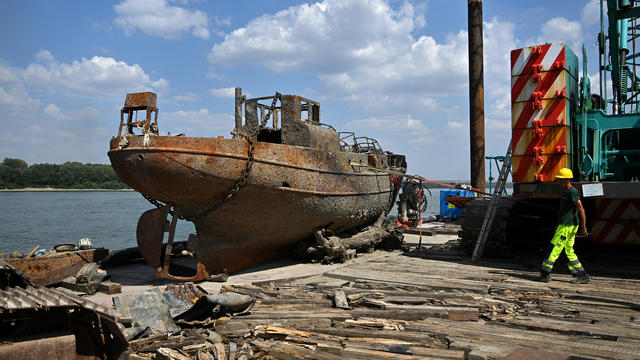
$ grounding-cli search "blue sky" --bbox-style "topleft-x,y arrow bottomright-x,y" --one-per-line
0,0 -> 603,179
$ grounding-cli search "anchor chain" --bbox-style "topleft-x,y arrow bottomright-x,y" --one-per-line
141,93 -> 281,220
188,92 -> 281,220
143,194 -> 166,209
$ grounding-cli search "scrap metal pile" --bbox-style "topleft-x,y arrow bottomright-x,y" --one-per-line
0,261 -> 128,360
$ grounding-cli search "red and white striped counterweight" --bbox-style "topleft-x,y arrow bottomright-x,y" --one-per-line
510,43 -> 578,183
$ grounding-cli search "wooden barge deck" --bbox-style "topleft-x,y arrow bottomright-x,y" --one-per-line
202,233 -> 640,360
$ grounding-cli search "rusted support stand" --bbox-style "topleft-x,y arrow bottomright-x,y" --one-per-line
136,203 -> 209,282
155,208 -> 210,282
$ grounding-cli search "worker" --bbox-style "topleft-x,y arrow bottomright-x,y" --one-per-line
539,168 -> 590,284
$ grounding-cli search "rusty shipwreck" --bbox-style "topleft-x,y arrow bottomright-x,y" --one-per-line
108,89 -> 406,280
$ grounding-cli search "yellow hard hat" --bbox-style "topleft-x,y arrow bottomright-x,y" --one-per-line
555,168 -> 573,179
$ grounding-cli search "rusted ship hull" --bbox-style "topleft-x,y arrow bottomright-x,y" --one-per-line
109,135 -> 397,273
109,90 -> 406,278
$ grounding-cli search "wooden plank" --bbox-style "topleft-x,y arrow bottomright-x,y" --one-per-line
334,289 -> 350,309
340,346 -> 431,360
324,268 -> 490,293
345,339 -> 464,359
250,339 -> 337,360
310,327 -> 444,347
409,318 -> 640,359
500,315 -> 640,340
98,281 -> 121,294
75,262 -> 99,283
241,310 -> 352,320
59,277 -> 100,294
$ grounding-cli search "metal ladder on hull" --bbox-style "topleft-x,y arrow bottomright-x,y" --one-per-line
471,141 -> 512,262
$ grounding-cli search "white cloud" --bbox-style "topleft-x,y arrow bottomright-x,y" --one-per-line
173,91 -> 200,102
161,109 -> 233,135
35,50 -> 55,65
535,17 -> 583,53
42,104 -> 99,122
347,115 -> 428,134
486,118 -> 510,131
447,121 -> 463,129
208,87 -> 236,98
581,0 -> 600,27
208,0 -> 515,117
44,103 -> 63,118
588,72 -> 601,94
114,0 -> 210,39
209,0 -> 428,76
0,63 -> 19,83
19,51 -> 168,97
0,86 -> 40,107
408,136 -> 433,145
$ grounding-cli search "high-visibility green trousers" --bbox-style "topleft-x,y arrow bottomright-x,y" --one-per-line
541,224 -> 586,275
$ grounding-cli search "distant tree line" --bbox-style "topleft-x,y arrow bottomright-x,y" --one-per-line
0,158 -> 129,189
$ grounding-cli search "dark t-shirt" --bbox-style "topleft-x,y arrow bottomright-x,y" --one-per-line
557,186 -> 581,225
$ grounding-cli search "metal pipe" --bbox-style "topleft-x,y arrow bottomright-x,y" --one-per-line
468,0 -> 485,192
234,87 -> 243,137
602,0 -> 608,110
600,0 -> 605,103
582,45 -> 589,180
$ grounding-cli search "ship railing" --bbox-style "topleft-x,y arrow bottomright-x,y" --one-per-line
339,132 -> 384,154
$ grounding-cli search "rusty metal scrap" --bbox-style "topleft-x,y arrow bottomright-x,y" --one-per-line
5,248 -> 109,286
0,260 -> 127,360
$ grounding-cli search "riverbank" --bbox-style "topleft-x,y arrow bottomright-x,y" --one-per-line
0,187 -> 133,192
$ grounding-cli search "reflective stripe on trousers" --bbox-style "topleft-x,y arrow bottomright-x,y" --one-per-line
541,224 -> 584,274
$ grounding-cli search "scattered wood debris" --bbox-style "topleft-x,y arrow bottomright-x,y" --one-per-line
206,251 -> 640,360
58,261 -> 121,295
297,215 -> 405,263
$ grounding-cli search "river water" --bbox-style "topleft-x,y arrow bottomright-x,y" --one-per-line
0,188 -> 510,254
0,191 -> 196,254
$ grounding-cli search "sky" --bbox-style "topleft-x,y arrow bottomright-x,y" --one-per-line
0,0 -> 604,180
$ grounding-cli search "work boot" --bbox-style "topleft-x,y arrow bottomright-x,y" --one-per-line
571,273 -> 590,284
539,272 -> 551,283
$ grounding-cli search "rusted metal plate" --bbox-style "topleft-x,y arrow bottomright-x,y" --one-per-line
0,285 -> 120,319
0,332 -> 82,360
113,288 -> 181,334
124,91 -> 157,109
136,205 -> 170,268
5,249 -> 108,286
0,264 -> 127,360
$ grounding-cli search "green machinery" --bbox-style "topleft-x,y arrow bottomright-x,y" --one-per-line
463,0 -> 640,252
581,0 -> 640,182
